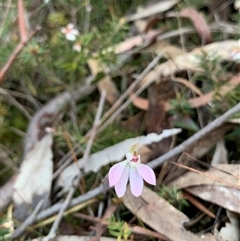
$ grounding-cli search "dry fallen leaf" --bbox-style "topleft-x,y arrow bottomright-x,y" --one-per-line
211,139 -> 228,165
215,210 -> 240,241
188,75 -> 240,108
163,123 -> 237,184
169,164 -> 239,189
169,164 -> 240,213
13,133 -> 53,221
144,40 -> 184,58
180,8 -> 212,44
141,40 -> 240,86
123,186 -> 217,241
88,58 -> 119,105
126,0 -> 180,21
186,185 -> 240,213
115,30 -> 162,54
131,75 -> 240,111
56,129 -> 181,193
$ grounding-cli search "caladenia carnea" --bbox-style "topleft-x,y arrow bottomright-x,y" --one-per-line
108,151 -> 156,197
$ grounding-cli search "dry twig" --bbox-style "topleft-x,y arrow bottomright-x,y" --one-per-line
0,0 -> 40,82
87,51 -> 164,136
42,91 -> 106,241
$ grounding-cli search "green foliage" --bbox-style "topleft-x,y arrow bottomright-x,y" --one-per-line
1,0 -> 240,237
158,186 -> 189,211
2,1 -> 130,87
193,51 -> 239,116
231,12 -> 240,26
182,0 -> 207,9
194,51 -> 224,90
212,85 -> 240,116
47,12 -> 68,28
169,95 -> 194,116
0,216 -> 12,240
107,215 -> 132,241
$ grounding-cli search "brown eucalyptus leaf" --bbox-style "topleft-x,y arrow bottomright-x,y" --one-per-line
169,164 -> 239,189
180,8 -> 212,44
123,186 -> 217,241
144,40 -> 184,57
186,185 -> 240,213
141,40 -> 240,86
132,75 -> 240,111
88,59 -> 119,105
169,164 -> 240,213
163,123 -> 237,184
115,30 -> 162,54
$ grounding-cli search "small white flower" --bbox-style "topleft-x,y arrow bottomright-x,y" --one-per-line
73,42 -> 82,52
61,23 -> 79,41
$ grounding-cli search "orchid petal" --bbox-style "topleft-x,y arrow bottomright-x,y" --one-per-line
72,29 -> 79,35
130,167 -> 143,197
108,160 -> 128,187
114,164 -> 130,197
66,33 -> 77,41
136,164 -> 156,185
126,152 -> 132,162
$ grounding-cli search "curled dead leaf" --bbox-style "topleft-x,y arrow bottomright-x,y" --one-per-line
180,8 -> 212,44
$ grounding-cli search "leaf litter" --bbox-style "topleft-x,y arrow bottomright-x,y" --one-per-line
1,0 -> 240,240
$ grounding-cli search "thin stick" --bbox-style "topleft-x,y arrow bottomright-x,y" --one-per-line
0,88 -> 32,120
170,161 -> 240,190
86,52 -> 164,137
42,91 -> 106,241
11,200 -> 44,240
81,90 -> 106,167
18,0 -> 28,42
0,27 -> 40,82
148,102 -> 240,169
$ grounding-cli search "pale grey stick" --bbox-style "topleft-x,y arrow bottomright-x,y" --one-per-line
87,51 -> 164,136
10,200 -> 44,240
81,90 -> 107,168
148,102 -> 240,169
11,102 -> 240,239
42,91 -> 106,241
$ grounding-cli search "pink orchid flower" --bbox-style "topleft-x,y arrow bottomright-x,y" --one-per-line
61,23 -> 79,41
109,152 -> 156,197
